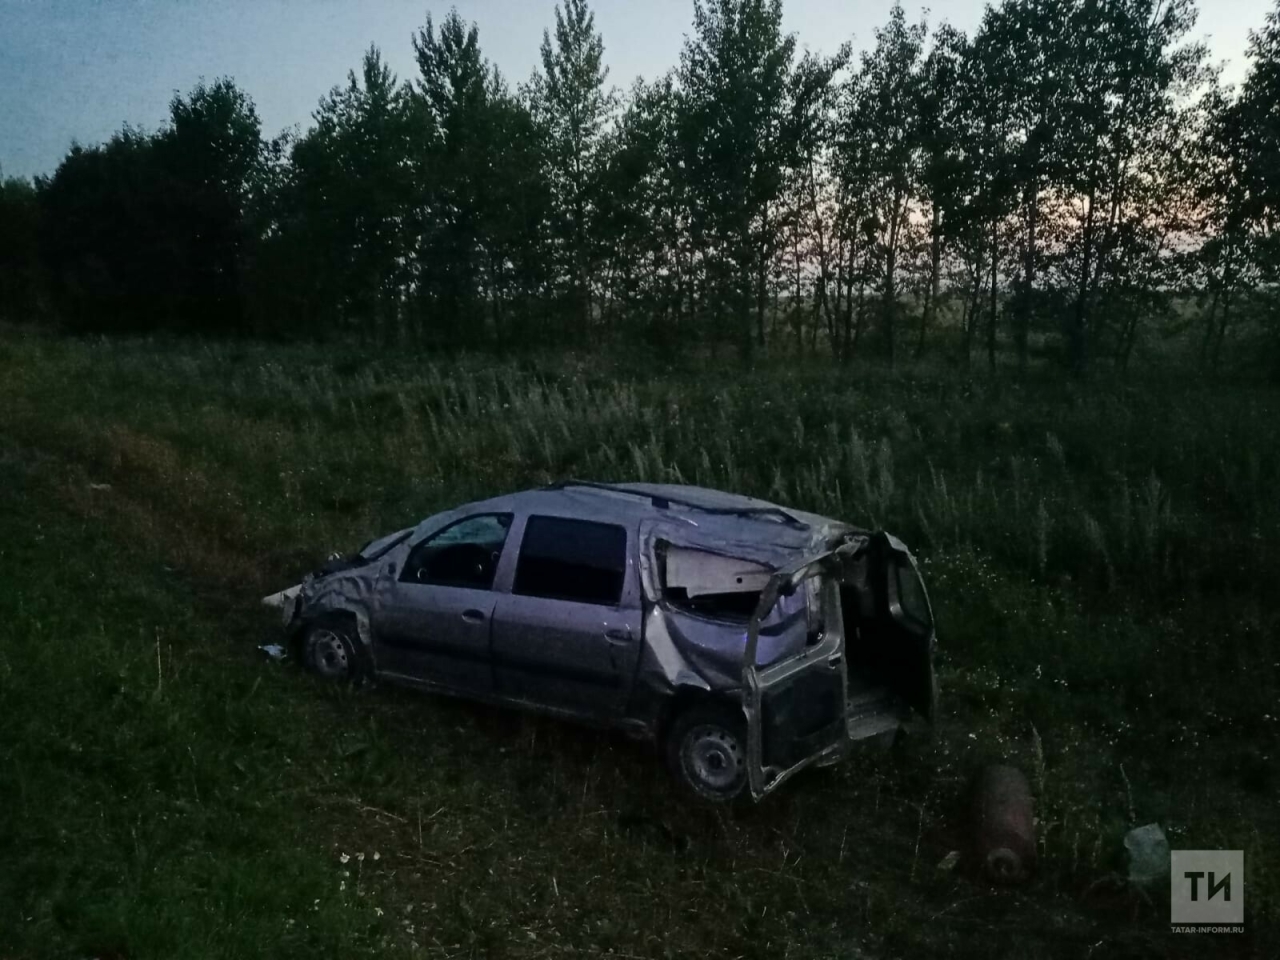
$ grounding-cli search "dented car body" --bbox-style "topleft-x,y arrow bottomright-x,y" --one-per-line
268,482 -> 937,801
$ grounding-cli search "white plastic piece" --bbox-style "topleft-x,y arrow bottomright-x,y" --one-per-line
665,547 -> 770,597
262,583 -> 302,609
1125,823 -> 1170,886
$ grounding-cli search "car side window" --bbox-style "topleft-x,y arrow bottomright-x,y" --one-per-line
512,516 -> 628,606
400,514 -> 513,590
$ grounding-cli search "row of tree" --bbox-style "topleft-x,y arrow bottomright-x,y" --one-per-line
2,0 -> 1278,372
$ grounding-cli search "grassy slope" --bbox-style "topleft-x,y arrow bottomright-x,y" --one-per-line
0,327 -> 1275,958
0,445 -> 398,957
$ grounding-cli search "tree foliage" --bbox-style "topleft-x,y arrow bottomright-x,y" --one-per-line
531,0 -> 616,336
14,0 -> 1280,374
0,175 -> 44,324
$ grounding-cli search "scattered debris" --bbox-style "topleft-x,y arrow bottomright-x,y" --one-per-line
87,482 -> 112,491
1124,823 -> 1170,886
971,764 -> 1036,884
937,850 -> 962,875
259,644 -> 287,660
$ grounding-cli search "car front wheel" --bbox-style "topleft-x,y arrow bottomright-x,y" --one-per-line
301,618 -> 362,684
666,703 -> 748,802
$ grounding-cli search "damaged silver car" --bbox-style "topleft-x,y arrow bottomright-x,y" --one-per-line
265,482 -> 938,801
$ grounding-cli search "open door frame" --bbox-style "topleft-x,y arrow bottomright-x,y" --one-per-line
741,540 -> 864,801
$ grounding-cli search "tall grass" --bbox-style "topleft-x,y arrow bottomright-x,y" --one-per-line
1,327 -> 1276,957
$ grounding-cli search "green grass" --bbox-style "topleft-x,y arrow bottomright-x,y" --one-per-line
0,325 -> 1276,958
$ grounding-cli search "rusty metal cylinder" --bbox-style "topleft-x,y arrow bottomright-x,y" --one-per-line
971,764 -> 1037,884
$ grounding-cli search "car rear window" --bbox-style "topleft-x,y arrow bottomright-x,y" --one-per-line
513,516 -> 627,606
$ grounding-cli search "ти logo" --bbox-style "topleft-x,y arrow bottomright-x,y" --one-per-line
1171,850 -> 1244,928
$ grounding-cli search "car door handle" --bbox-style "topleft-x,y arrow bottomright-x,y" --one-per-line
604,628 -> 631,644
461,609 -> 486,624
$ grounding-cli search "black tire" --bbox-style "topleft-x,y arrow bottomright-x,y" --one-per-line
664,702 -> 749,803
300,616 -> 364,685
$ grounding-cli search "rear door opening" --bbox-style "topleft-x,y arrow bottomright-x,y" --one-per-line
839,532 -> 936,722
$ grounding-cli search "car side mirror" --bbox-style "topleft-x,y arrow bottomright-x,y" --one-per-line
386,562 -> 396,577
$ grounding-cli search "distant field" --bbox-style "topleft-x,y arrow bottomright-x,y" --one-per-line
1,326 -> 1276,958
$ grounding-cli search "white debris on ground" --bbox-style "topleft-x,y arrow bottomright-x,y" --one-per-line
1124,823 -> 1170,886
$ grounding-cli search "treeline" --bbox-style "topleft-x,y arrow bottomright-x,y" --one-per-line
2,0 -> 1279,372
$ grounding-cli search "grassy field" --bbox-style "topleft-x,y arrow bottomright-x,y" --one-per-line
1,325 -> 1276,958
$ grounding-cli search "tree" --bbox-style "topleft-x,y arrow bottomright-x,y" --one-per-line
16,0 -> 1275,372
0,175 -> 45,323
678,0 -> 797,357
1237,0 -> 1280,258
409,10 -> 549,346
947,10 -> 1018,368
1184,2 -> 1280,372
1054,0 -> 1202,373
913,24 -> 966,359
1235,0 -> 1280,372
847,4 -> 926,364
784,46 -> 850,356
597,76 -> 691,347
36,79 -> 265,335
282,46 -> 416,339
530,0 -> 615,339
482,82 -> 556,346
38,130 -> 171,332
831,61 -> 878,360
410,11 -> 495,342
975,0 -> 1075,368
157,78 -> 268,332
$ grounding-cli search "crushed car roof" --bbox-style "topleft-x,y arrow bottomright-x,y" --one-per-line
440,481 -> 862,568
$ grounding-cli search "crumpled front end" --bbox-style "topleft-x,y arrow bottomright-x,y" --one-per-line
265,526 -> 416,650
288,565 -> 380,649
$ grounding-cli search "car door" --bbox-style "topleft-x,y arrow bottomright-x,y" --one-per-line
490,515 -> 642,717
371,513 -> 514,693
743,549 -> 854,800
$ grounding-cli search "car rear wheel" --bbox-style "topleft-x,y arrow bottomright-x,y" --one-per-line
666,703 -> 748,802
301,617 -> 362,684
